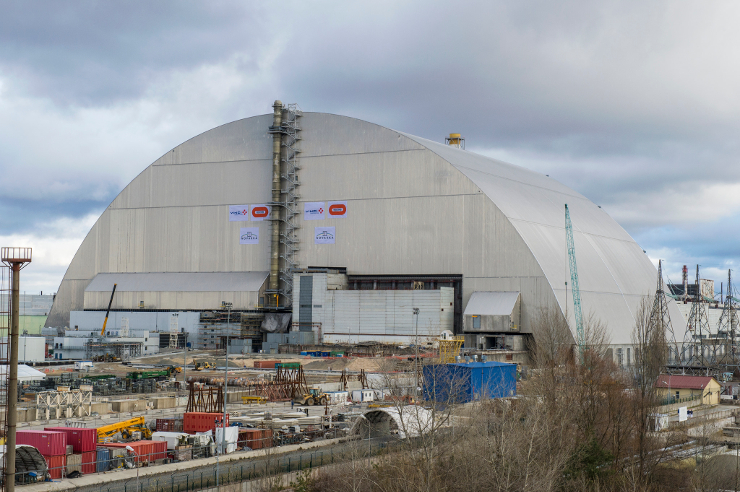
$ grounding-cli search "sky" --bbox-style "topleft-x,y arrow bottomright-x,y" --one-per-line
0,1 -> 739,296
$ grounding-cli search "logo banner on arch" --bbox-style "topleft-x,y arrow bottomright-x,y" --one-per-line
229,205 -> 250,221
327,201 -> 347,218
250,204 -> 271,221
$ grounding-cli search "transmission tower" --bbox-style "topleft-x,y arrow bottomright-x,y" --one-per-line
564,204 -> 585,357
651,260 -> 678,364
717,269 -> 738,372
683,265 -> 712,367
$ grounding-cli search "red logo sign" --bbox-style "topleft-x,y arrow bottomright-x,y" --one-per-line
328,204 -> 346,216
252,206 -> 269,218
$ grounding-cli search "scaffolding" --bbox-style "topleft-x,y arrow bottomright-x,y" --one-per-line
438,336 -> 465,364
197,311 -> 263,350
84,339 -> 142,361
268,103 -> 302,308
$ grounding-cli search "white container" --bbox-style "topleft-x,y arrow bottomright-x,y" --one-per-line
352,389 -> 375,402
152,431 -> 189,450
74,361 -> 94,370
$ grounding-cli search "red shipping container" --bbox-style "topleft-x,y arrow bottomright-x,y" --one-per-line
155,418 -> 183,432
81,451 -> 96,474
101,440 -> 164,463
253,360 -> 278,369
152,441 -> 167,461
44,455 -> 66,479
183,412 -> 228,433
17,430 -> 67,456
44,427 -> 97,453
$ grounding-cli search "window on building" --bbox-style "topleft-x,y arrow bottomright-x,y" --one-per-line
472,316 -> 481,329
626,347 -> 631,366
617,348 -> 623,367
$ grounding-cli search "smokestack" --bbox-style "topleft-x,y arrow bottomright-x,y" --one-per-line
269,101 -> 283,307
683,265 -> 688,302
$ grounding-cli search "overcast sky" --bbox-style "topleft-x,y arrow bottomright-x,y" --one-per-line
1,1 -> 738,295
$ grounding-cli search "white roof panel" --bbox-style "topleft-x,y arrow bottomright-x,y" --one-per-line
85,272 -> 268,293
464,292 -> 520,316
0,364 -> 46,382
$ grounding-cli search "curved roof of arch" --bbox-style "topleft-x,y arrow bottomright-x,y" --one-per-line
397,130 -> 685,343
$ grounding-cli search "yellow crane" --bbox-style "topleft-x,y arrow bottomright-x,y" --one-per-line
97,416 -> 152,443
100,283 -> 118,337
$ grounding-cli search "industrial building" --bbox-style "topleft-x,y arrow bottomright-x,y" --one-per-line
45,102 -> 680,360
423,360 -> 517,403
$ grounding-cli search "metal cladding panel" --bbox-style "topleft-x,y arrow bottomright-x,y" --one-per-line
50,111 -> 660,346
440,287 -> 455,328
299,113 -> 425,157
86,272 -> 268,292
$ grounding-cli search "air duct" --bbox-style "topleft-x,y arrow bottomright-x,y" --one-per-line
270,101 -> 283,307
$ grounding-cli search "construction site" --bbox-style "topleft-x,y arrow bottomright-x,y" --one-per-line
0,103 -> 739,490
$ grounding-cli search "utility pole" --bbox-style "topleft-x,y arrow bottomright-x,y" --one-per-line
2,247 -> 32,492
413,307 -> 420,395
217,301 -> 232,492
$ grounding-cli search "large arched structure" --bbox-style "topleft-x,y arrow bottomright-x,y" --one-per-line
46,108 -> 683,356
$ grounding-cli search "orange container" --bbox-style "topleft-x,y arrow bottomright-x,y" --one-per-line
81,451 -> 96,474
44,455 -> 66,479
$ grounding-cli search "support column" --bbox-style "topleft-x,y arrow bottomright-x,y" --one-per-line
5,264 -> 19,492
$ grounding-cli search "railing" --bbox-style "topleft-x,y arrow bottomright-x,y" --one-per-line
658,394 -> 700,407
11,435 -> 394,492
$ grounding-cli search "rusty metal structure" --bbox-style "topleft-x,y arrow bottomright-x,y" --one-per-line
186,385 -> 224,413
243,366 -> 309,401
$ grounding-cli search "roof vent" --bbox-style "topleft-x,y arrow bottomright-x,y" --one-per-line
445,133 -> 465,149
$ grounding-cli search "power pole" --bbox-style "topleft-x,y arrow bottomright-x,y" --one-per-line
1,247 -> 32,492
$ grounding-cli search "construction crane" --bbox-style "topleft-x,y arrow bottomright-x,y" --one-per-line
100,283 -> 118,336
97,416 -> 152,443
565,204 -> 585,357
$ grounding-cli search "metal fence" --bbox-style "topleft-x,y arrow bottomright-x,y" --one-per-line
14,439 -> 394,492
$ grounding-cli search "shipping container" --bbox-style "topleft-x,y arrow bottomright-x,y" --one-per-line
100,441 -> 164,463
275,362 -> 301,370
17,430 -> 67,456
96,448 -> 110,473
238,428 -> 272,450
66,453 -> 81,474
44,455 -> 66,479
156,418 -> 184,432
183,412 -> 229,433
81,451 -> 96,474
351,389 -> 375,402
253,360 -> 278,369
45,427 -> 97,453
152,431 -> 189,450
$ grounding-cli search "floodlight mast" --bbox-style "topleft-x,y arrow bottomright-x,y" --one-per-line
564,205 -> 585,360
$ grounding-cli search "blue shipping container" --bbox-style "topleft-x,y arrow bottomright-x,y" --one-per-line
96,448 -> 110,472
422,361 -> 516,403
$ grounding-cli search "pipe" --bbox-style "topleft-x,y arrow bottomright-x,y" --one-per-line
270,100 -> 283,307
6,264 -> 20,492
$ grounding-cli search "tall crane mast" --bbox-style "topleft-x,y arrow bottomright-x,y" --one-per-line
565,204 -> 585,356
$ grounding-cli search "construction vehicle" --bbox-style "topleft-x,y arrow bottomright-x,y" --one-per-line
294,387 -> 329,406
97,416 -> 152,443
100,283 -> 118,336
194,361 -> 214,371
